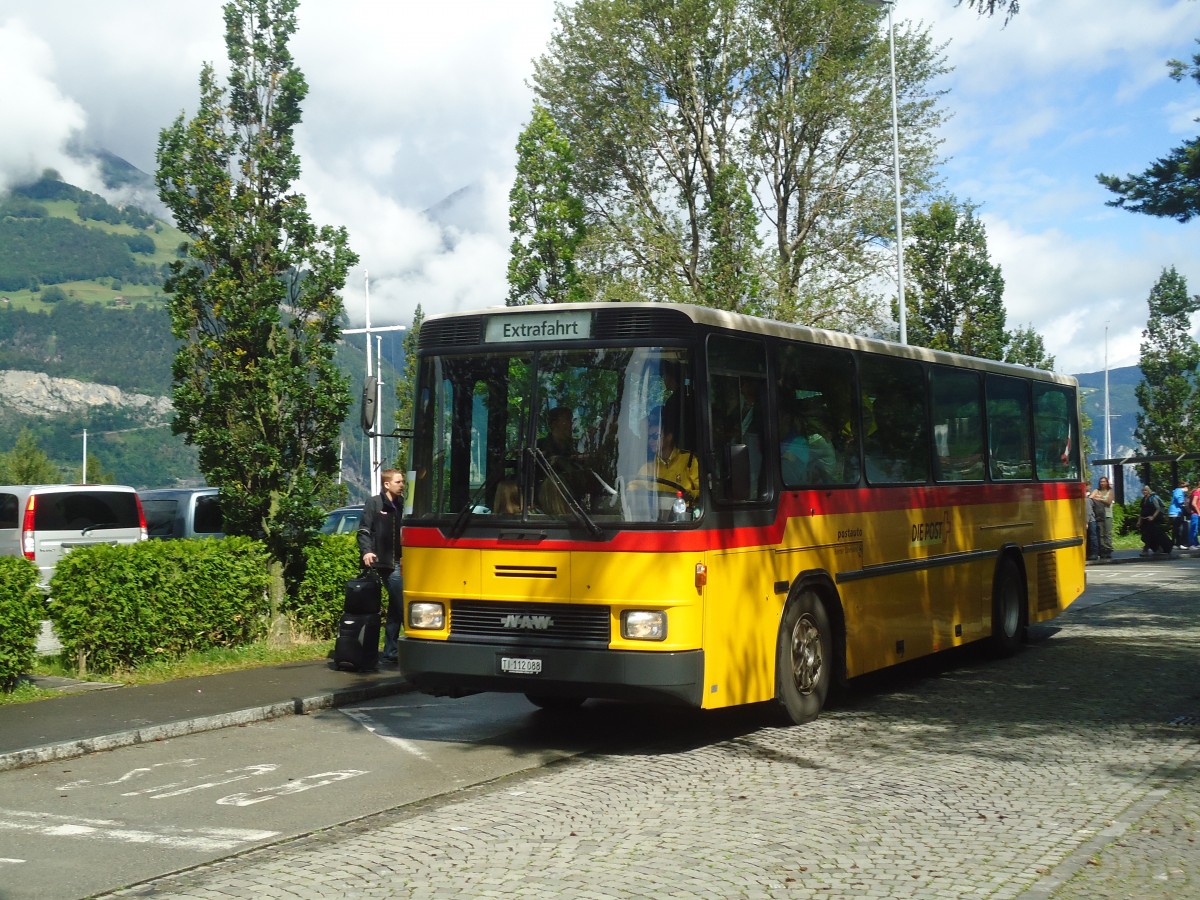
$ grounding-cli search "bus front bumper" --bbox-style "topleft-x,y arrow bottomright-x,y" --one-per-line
399,638 -> 705,707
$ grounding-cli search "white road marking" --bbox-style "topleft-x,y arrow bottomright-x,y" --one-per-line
0,858 -> 26,866
118,764 -> 278,799
216,770 -> 367,806
0,809 -> 277,852
340,707 -> 430,759
58,759 -> 204,791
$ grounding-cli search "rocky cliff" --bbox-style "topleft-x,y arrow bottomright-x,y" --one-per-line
0,369 -> 172,419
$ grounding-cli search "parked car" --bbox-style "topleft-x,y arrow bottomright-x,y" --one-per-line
321,505 -> 364,535
0,484 -> 148,587
138,488 -> 224,540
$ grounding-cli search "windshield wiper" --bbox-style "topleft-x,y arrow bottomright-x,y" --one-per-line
448,480 -> 492,538
529,447 -> 604,540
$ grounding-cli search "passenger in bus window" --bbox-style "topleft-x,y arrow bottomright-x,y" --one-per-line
493,479 -> 523,516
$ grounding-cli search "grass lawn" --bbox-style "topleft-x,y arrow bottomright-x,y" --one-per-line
1,640 -> 333,707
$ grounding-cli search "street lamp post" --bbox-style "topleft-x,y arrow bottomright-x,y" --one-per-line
867,0 -> 906,345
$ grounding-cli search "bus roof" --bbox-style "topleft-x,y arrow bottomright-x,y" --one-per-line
419,302 -> 1076,387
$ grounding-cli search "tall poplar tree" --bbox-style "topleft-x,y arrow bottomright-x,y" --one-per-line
1134,267 -> 1200,485
507,106 -> 586,305
156,0 -> 359,595
394,303 -> 424,468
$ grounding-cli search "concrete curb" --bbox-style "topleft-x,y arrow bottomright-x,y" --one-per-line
0,677 -> 412,773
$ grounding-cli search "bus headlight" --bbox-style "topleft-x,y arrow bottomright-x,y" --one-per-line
621,610 -> 667,641
408,602 -> 445,630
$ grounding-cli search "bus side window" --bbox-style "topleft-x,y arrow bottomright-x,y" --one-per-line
986,374 -> 1033,480
930,367 -> 984,482
776,343 -> 859,486
706,335 -> 769,502
1033,383 -> 1079,480
861,355 -> 930,484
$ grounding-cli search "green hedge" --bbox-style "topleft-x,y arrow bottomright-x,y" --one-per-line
47,538 -> 272,675
0,557 -> 42,691
286,534 -> 360,640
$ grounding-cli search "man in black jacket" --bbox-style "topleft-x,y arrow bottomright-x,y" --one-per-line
357,469 -> 404,662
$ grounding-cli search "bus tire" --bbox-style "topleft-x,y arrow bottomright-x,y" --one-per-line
525,694 -> 586,712
775,589 -> 833,725
989,555 -> 1025,657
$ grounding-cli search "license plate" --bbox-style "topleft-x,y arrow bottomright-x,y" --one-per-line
500,656 -> 543,675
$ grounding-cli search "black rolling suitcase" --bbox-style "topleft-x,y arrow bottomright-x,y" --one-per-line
334,613 -> 381,671
334,569 -> 382,671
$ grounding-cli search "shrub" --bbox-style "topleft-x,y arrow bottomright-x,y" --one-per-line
287,534 -> 359,640
0,557 -> 43,692
47,538 -> 271,675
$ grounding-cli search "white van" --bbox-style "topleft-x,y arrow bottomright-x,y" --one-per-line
0,484 -> 148,587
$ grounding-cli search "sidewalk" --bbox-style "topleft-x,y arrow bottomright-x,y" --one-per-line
0,657 -> 410,772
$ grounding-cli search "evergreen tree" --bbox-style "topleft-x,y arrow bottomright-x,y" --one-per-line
155,0 -> 359,596
507,106 -> 587,305
0,430 -> 61,484
1097,42 -> 1200,222
1134,267 -> 1200,485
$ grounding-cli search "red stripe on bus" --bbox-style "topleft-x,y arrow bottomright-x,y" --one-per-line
403,480 -> 1083,554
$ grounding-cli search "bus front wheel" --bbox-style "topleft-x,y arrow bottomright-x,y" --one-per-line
775,590 -> 833,725
988,556 -> 1026,657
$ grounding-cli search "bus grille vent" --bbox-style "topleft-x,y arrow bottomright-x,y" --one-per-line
419,317 -> 484,348
1036,552 -> 1058,611
450,600 -> 611,645
593,309 -> 693,342
494,564 -> 557,579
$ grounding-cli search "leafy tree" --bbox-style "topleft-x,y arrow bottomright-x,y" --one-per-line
904,197 -> 1055,368
904,199 -> 1006,359
394,304 -> 424,469
1097,41 -> 1200,222
155,0 -> 359,597
508,106 -> 587,305
1134,267 -> 1200,485
1004,324 -> 1054,370
532,0 -> 947,332
959,0 -> 1016,21
0,430 -> 62,484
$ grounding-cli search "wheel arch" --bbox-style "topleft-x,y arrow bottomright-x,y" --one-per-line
782,569 -> 848,691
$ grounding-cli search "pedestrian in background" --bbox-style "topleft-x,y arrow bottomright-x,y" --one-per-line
1190,482 -> 1200,548
1169,479 -> 1189,548
358,469 -> 404,663
1085,491 -> 1099,561
1089,476 -> 1114,560
1138,485 -> 1173,557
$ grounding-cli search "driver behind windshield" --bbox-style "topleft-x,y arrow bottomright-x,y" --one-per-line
638,407 -> 699,500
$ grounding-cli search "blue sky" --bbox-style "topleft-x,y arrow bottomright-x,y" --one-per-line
2,0 -> 1198,377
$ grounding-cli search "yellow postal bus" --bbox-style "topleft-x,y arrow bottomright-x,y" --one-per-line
399,303 -> 1085,723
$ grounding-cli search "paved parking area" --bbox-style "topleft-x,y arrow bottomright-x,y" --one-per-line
106,570 -> 1199,899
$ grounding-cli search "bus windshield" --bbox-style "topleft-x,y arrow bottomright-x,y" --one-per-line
410,345 -> 700,528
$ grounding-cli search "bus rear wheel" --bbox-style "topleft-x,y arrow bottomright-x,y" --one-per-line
775,590 -> 833,725
525,694 -> 586,712
988,556 -> 1026,657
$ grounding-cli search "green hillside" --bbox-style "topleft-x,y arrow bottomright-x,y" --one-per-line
0,172 -> 399,495
0,173 -> 182,310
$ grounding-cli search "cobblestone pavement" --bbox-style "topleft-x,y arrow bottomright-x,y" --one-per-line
106,577 -> 1200,899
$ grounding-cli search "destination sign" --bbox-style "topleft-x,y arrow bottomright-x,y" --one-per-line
485,310 -> 592,343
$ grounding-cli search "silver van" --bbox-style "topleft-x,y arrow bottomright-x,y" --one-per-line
0,484 -> 148,587
138,488 -> 224,540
